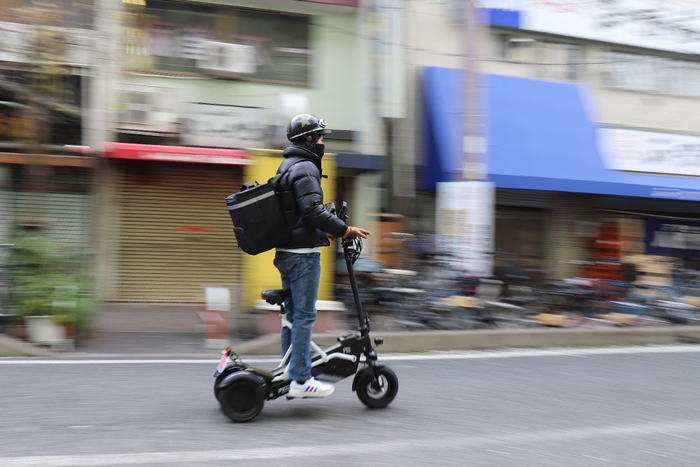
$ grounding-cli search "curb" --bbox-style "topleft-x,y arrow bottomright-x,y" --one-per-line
0,334 -> 54,357
232,325 -> 700,356
4,326 -> 700,358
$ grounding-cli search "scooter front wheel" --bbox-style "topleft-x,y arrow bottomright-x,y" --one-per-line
219,372 -> 266,422
355,365 -> 399,409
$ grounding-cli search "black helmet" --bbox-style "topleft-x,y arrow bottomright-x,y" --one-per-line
286,113 -> 331,142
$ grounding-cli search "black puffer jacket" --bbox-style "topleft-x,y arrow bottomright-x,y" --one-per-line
276,145 -> 348,249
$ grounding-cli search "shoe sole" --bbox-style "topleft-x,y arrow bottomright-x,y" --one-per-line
286,389 -> 335,399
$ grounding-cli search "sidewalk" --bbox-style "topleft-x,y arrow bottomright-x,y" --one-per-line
3,302 -> 700,358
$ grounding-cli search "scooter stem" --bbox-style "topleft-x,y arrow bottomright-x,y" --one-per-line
343,240 -> 369,336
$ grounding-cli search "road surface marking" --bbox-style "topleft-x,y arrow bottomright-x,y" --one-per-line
640,449 -> 669,458
4,344 -> 700,365
486,449 -> 511,455
659,431 -> 690,439
0,419 -> 698,466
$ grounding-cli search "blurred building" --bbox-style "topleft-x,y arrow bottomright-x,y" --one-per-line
6,0 -> 700,322
403,0 -> 700,282
0,0 -> 395,322
0,0 -> 95,267
94,0 -> 390,306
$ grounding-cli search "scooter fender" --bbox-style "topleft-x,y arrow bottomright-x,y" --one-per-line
352,367 -> 372,392
216,369 -> 266,391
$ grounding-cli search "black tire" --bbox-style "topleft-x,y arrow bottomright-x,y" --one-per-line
355,366 -> 399,409
214,364 -> 248,402
219,374 -> 265,423
214,375 -> 225,402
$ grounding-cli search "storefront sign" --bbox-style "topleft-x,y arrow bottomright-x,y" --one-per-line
300,0 -> 359,6
599,128 -> 700,178
436,181 -> 495,276
0,22 -> 92,65
477,0 -> 700,54
180,103 -> 269,149
104,143 -> 252,165
645,219 -> 700,258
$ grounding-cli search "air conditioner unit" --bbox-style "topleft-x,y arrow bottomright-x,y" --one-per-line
119,89 -> 149,125
197,41 -> 257,75
118,86 -> 178,133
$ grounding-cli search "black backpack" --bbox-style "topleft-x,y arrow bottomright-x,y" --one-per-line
225,158 -> 305,255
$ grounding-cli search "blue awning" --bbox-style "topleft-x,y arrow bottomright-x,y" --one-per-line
335,152 -> 386,170
421,67 -> 700,202
422,66 -> 464,187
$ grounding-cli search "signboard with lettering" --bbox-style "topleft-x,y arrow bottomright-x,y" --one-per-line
599,127 -> 700,178
104,142 -> 252,166
180,103 -> 269,149
0,22 -> 92,65
645,219 -> 700,259
436,181 -> 495,276
477,0 -> 700,55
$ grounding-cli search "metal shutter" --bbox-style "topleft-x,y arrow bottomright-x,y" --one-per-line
496,189 -> 553,209
115,161 -> 243,302
43,192 -> 93,249
0,184 -> 13,269
0,190 -> 13,245
12,172 -> 93,258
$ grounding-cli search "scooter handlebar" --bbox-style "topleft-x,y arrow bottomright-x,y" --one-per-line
338,201 -> 348,222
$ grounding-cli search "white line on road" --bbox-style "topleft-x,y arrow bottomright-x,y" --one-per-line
1,419 -> 699,466
486,449 -> 511,455
3,344 -> 700,365
639,449 -> 669,458
659,431 -> 690,439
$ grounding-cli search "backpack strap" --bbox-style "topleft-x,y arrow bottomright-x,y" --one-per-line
273,157 -> 310,188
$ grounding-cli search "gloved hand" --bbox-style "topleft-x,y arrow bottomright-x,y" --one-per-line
343,225 -> 371,240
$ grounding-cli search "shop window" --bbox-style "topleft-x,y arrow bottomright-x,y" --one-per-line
537,42 -> 582,82
494,208 -> 543,269
11,164 -> 91,194
496,33 -> 537,64
0,71 -> 83,148
682,62 -> 700,98
602,51 -> 696,97
124,1 -> 311,85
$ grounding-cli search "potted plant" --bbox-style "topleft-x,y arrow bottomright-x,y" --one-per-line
8,225 -> 95,347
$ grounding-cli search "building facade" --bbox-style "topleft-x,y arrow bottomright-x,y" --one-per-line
95,0 -> 389,308
0,0 -> 95,283
402,0 -> 700,283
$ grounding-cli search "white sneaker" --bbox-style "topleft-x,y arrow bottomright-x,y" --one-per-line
288,378 -> 335,398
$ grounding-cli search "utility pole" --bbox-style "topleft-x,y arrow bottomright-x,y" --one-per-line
87,0 -> 121,152
91,0 -> 122,302
463,0 -> 486,181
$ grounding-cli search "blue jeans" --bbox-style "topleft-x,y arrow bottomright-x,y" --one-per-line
273,251 -> 321,383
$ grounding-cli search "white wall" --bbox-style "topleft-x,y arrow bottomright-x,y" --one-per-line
480,30 -> 700,134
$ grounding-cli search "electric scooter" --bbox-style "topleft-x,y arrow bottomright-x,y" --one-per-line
214,202 -> 399,422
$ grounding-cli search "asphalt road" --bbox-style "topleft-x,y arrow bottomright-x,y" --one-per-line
2,346 -> 700,466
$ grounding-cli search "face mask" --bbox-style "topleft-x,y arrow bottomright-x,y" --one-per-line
314,143 -> 325,157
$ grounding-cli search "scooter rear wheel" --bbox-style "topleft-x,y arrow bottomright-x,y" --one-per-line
219,373 -> 266,422
355,365 -> 399,409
